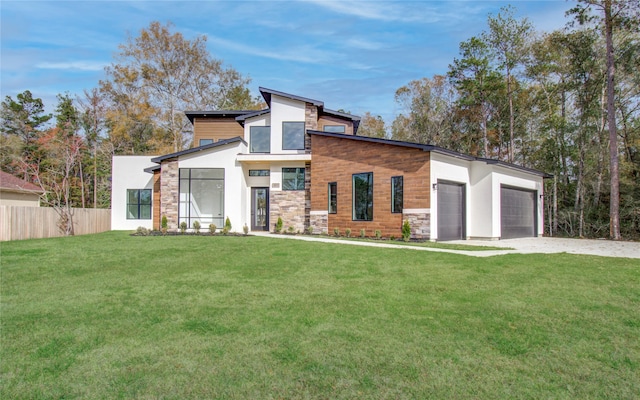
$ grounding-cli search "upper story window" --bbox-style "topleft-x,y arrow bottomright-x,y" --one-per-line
391,176 -> 403,213
282,122 -> 305,150
250,126 -> 271,153
323,125 -> 345,133
199,139 -> 214,146
282,167 -> 305,190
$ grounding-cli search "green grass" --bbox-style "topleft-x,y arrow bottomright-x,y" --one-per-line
328,235 -> 510,250
1,231 -> 638,399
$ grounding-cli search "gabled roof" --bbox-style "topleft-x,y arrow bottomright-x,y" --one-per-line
235,109 -> 271,124
0,170 -> 45,194
306,130 -> 551,178
150,136 -> 247,164
259,87 -> 324,107
184,110 -> 255,125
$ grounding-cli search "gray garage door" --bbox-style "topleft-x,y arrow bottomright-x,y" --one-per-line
437,181 -> 465,241
501,186 -> 536,239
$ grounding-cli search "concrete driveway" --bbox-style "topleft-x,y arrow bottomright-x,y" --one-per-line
256,232 -> 640,259
448,237 -> 640,259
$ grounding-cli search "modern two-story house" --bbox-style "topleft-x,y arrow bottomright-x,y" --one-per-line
112,87 -> 549,240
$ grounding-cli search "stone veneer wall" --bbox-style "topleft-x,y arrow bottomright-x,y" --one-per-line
304,103 -> 318,151
160,159 -> 179,230
402,210 -> 431,240
270,190 -> 307,233
310,211 -> 328,234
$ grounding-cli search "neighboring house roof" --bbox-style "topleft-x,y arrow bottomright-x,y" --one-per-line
259,87 -> 324,107
307,130 -> 552,178
184,111 -> 255,125
150,136 -> 247,164
0,170 -> 45,194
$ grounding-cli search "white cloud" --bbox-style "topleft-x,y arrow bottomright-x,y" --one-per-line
207,36 -> 337,64
36,61 -> 106,72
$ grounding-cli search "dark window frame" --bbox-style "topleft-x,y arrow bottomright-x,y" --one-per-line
249,169 -> 270,177
282,121 -> 305,150
250,126 -> 271,153
282,167 -> 305,191
352,172 -> 373,221
178,168 -> 225,228
391,176 -> 403,213
323,125 -> 346,133
328,182 -> 337,214
126,189 -> 152,220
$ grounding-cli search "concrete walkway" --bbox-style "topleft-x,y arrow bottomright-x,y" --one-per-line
252,232 -> 640,259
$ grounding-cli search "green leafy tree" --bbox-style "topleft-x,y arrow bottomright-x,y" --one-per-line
484,5 -> 533,163
101,21 -> 259,153
0,90 -> 52,174
357,112 -> 387,138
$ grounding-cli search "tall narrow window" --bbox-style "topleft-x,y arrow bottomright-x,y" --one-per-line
328,182 -> 337,214
282,167 -> 305,190
126,189 -> 151,219
391,176 -> 403,213
250,126 -> 270,153
282,122 -> 305,150
353,172 -> 373,221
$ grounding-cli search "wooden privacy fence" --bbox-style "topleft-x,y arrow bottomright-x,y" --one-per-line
0,206 -> 111,241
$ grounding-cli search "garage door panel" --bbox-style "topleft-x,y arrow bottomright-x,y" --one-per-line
501,187 -> 536,239
437,182 -> 465,241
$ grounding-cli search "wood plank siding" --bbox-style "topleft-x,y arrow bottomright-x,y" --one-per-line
192,117 -> 244,147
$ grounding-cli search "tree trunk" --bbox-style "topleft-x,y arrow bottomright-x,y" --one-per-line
604,0 -> 621,240
507,69 -> 515,163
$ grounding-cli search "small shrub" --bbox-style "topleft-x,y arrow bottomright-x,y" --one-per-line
136,226 -> 149,236
287,226 -> 295,234
360,229 -> 366,238
243,224 -> 249,235
209,224 -> 217,234
193,220 -> 201,234
307,226 -> 314,235
224,217 -> 232,231
161,227 -> 168,236
334,227 -> 340,237
222,227 -> 229,235
375,230 -> 382,240
275,217 -> 283,233
345,228 -> 351,238
179,221 -> 187,234
390,235 -> 396,241
402,220 -> 411,242
161,215 -> 168,230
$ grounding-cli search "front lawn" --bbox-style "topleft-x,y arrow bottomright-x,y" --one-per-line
1,232 -> 638,399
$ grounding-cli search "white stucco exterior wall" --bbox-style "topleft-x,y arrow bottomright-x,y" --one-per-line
269,95 -> 306,154
111,156 -> 157,230
430,153 -> 546,240
178,142 -> 248,232
490,166 -> 545,237
430,154 -> 472,241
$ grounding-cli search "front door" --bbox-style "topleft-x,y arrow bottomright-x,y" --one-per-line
251,187 -> 269,231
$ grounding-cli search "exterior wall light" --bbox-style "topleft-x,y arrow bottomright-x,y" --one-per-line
432,183 -> 438,190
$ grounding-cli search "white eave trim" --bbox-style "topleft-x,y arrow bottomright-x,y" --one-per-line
237,153 -> 312,163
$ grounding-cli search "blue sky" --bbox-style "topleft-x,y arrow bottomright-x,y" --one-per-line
1,0 -> 576,124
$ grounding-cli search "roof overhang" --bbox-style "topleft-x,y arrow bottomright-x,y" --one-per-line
151,136 -> 247,164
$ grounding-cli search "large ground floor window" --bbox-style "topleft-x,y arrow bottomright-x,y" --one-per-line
179,168 -> 224,228
127,189 -> 151,219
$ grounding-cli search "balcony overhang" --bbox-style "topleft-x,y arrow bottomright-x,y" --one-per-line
236,153 -> 312,163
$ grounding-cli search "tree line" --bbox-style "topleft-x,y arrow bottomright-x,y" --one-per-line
2,1 -> 638,239
357,1 -> 639,239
